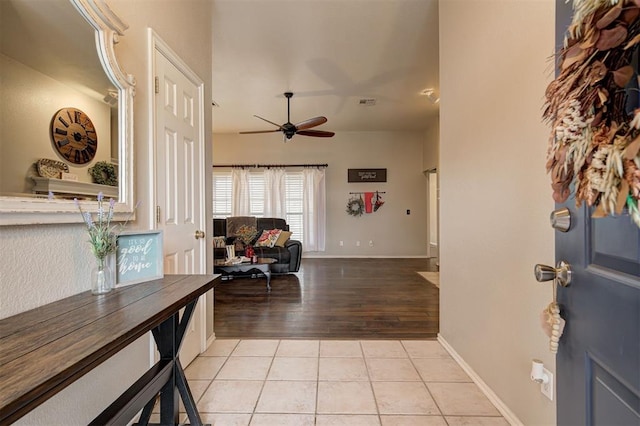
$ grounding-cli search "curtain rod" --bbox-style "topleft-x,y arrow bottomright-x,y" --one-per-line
212,163 -> 328,169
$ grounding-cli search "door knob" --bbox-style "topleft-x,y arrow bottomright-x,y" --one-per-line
534,261 -> 572,287
194,230 -> 205,239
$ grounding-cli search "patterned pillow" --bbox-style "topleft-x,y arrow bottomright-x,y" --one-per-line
274,230 -> 292,247
254,229 -> 282,248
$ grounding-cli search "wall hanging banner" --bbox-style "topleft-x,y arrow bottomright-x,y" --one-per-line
364,192 -> 374,213
374,191 -> 385,211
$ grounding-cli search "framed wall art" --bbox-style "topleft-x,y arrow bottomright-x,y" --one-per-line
348,168 -> 387,183
115,230 -> 164,287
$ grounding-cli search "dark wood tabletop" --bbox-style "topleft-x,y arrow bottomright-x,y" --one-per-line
0,274 -> 219,424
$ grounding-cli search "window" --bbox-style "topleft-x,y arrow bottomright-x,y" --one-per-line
212,172 -> 231,218
212,171 -> 305,244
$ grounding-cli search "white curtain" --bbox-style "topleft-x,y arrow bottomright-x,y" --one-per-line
231,168 -> 250,216
264,168 -> 286,218
302,167 -> 326,252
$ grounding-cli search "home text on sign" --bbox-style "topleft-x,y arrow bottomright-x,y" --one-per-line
116,231 -> 163,286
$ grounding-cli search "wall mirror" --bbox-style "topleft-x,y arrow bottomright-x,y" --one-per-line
0,0 -> 135,225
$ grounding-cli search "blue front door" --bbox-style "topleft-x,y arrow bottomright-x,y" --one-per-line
555,206 -> 640,425
555,2 -> 640,424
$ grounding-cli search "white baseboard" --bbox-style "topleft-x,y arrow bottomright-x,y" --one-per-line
438,334 -> 523,426
206,333 -> 216,350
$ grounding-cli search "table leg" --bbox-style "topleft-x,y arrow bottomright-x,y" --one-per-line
149,300 -> 208,426
265,269 -> 271,292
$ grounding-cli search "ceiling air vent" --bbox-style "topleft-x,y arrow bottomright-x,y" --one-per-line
358,98 -> 376,106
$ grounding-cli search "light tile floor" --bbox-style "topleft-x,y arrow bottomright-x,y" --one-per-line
171,339 -> 510,425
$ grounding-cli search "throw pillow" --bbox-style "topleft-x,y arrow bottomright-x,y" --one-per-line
255,229 -> 282,248
274,230 -> 292,247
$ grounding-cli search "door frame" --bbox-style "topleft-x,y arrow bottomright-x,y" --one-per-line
424,168 -> 439,261
147,28 -> 207,356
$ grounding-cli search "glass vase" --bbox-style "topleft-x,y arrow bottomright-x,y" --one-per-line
91,257 -> 113,295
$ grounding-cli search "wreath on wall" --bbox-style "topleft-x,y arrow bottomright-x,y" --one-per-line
544,0 -> 640,227
346,196 -> 365,217
89,161 -> 118,186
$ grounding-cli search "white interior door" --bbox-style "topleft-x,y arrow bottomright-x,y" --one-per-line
427,170 -> 439,261
153,35 -> 206,367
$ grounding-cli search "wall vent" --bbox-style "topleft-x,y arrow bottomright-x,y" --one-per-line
358,98 -> 376,106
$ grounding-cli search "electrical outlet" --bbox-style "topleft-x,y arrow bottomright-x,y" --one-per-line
356,241 -> 360,247
339,240 -> 344,246
369,240 -> 374,247
541,368 -> 553,400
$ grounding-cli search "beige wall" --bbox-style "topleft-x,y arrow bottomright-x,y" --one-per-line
213,131 -> 428,257
1,1 -> 213,424
0,54 -> 112,194
439,1 -> 556,425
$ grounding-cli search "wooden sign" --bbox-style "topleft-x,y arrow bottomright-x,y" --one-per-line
348,168 -> 387,183
116,230 -> 164,286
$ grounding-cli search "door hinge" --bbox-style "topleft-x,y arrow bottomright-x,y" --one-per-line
154,76 -> 159,94
156,206 -> 161,224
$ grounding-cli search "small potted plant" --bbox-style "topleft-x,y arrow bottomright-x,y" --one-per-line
75,192 -> 135,294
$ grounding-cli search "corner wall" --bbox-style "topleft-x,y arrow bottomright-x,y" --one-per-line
439,1 -> 556,424
213,131 -> 428,257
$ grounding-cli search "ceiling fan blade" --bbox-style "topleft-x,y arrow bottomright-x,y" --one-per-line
294,116 -> 328,131
297,129 -> 335,138
254,115 -> 283,129
239,129 -> 280,134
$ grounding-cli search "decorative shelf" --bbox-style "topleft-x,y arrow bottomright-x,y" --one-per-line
31,177 -> 118,199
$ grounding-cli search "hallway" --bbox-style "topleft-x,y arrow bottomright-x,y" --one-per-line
181,258 -> 509,424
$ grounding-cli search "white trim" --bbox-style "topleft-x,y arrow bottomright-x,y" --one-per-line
206,333 -> 217,350
438,334 -> 523,426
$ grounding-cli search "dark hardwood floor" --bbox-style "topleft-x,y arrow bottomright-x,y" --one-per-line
214,257 -> 439,339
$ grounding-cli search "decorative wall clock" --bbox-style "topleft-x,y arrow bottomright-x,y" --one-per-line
50,107 -> 98,165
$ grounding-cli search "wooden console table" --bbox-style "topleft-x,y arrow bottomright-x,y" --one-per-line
0,274 -> 219,425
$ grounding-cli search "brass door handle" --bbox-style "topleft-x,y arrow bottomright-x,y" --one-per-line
194,230 -> 205,240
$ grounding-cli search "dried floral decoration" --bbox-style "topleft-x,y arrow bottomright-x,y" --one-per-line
234,225 -> 258,245
544,0 -> 640,226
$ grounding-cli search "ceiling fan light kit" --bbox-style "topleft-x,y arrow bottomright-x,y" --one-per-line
421,88 -> 440,104
239,92 -> 335,141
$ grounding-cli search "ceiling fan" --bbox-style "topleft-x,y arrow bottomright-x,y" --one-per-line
239,92 -> 335,141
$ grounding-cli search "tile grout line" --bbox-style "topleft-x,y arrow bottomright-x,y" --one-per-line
186,338 -> 512,424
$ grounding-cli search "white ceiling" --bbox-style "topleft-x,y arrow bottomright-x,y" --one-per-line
211,0 -> 440,135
